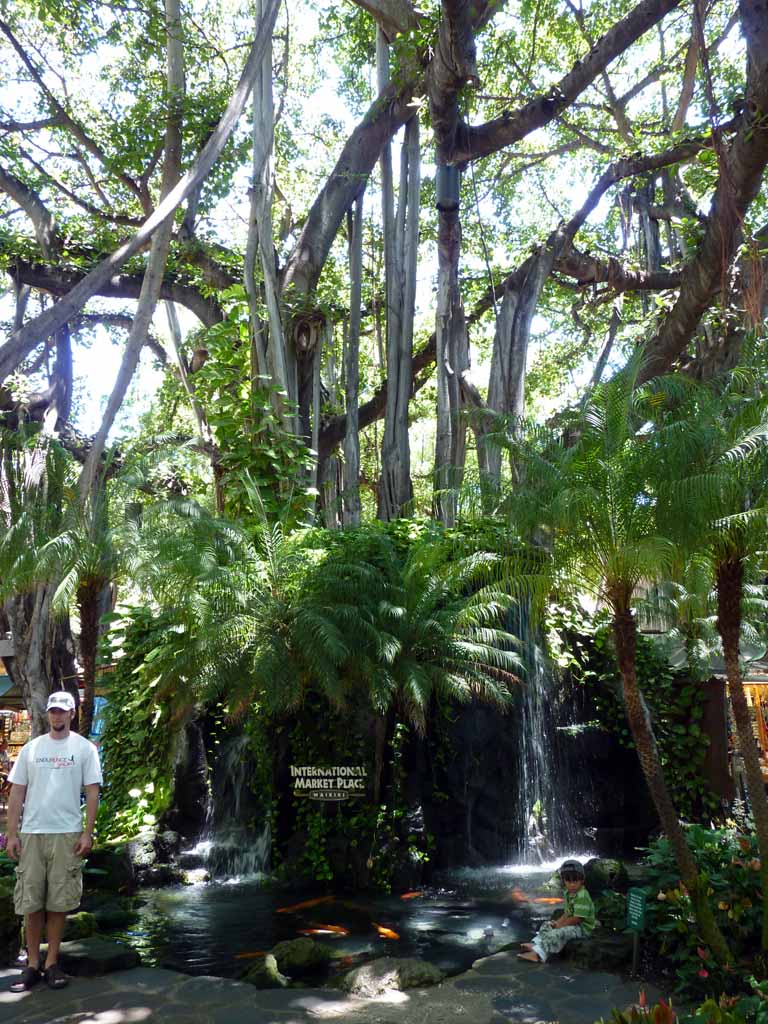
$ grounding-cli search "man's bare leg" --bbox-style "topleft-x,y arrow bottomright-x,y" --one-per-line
44,912 -> 67,968
24,910 -> 44,969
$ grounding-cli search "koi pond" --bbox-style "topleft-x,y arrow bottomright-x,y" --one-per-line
106,860 -> 578,980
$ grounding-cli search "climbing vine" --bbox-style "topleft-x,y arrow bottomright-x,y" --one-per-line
548,603 -> 721,821
96,606 -> 185,840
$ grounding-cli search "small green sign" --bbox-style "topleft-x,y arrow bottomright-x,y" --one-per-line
626,887 -> 647,931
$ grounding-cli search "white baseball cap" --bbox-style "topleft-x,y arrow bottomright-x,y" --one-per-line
46,691 -> 75,712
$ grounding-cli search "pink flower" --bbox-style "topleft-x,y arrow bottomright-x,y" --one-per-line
698,969 -> 709,978
696,947 -> 708,960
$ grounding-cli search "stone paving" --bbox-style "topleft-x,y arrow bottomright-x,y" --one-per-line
0,952 -> 664,1024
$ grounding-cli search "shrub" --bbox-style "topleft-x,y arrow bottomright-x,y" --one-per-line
640,826 -> 762,999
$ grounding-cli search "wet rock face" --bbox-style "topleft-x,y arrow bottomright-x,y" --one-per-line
127,830 -> 156,869
413,676 -> 658,867
419,703 -> 521,868
62,911 -> 98,941
583,857 -> 629,895
79,892 -> 140,930
139,863 -> 186,887
269,937 -> 332,975
162,719 -> 209,841
243,952 -> 289,988
340,957 -> 444,996
85,845 -> 137,893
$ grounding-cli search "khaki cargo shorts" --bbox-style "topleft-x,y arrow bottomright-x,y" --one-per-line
14,833 -> 84,915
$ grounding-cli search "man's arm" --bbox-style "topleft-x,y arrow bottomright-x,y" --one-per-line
73,783 -> 100,857
5,783 -> 26,860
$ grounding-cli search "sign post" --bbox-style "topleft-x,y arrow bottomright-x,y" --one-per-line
626,888 -> 647,977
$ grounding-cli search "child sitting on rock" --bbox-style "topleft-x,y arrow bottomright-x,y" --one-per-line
518,859 -> 596,963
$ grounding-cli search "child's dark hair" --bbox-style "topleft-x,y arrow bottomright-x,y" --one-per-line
559,859 -> 585,882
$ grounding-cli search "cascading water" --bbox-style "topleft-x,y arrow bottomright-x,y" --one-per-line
512,603 -> 583,862
181,734 -> 270,880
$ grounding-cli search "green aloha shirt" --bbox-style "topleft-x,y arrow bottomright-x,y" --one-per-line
565,886 -> 596,933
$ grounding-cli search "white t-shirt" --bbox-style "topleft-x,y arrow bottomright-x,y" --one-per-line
9,732 -> 103,834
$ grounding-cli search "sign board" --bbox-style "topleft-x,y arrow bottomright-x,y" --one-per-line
290,765 -> 367,802
626,887 -> 647,931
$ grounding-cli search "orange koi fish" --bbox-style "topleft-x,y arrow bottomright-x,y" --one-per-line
532,897 -> 564,904
298,924 -> 350,936
399,891 -> 424,901
373,923 -> 400,940
234,951 -> 265,959
277,895 -> 335,914
508,888 -> 529,903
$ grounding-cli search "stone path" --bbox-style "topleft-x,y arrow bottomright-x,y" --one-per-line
0,952 -> 663,1024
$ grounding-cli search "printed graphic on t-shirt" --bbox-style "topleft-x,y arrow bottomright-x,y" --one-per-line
34,754 -> 76,769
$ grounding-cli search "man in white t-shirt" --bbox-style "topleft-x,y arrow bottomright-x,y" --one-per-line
6,691 -> 102,992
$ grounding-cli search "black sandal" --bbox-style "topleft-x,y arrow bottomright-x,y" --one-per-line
9,966 -> 42,992
43,964 -> 68,990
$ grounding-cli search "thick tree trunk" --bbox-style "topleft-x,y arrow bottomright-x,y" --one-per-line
433,204 -> 468,527
379,114 -> 420,520
3,588 -> 77,737
319,333 -> 342,528
44,324 -> 73,436
482,248 -> 557,489
245,2 -> 294,425
76,578 -> 104,740
612,605 -> 732,963
342,194 -> 364,526
716,556 -> 768,951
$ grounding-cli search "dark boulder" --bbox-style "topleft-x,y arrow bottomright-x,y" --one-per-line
584,857 -> 630,895
563,930 -> 634,970
58,937 -> 141,975
340,957 -> 444,996
85,845 -> 136,894
269,937 -> 331,975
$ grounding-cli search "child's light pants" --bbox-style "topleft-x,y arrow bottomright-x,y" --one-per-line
531,922 -> 585,962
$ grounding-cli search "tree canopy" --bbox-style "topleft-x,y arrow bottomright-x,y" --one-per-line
0,0 -> 764,526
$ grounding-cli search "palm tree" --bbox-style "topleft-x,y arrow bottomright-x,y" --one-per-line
501,360 -> 732,963
344,536 -> 521,801
135,496 -> 520,716
130,493 -> 522,811
37,483 -> 122,737
655,360 -> 768,949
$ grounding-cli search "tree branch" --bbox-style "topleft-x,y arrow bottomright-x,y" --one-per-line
282,73 -> 417,296
427,0 -> 480,163
0,19 -> 146,206
7,260 -> 223,328
15,146 -> 143,227
349,0 -> 419,40
456,0 -> 684,162
70,313 -> 169,365
0,0 -> 281,383
638,0 -> 768,384
0,165 -> 58,257
0,114 -> 65,131
319,130 -> 727,456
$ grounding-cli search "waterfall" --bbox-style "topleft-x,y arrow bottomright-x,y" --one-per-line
181,734 -> 271,880
513,605 -> 582,862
